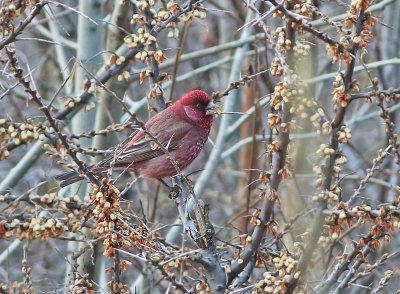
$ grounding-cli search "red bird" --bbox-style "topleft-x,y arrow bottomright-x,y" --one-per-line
56,90 -> 220,187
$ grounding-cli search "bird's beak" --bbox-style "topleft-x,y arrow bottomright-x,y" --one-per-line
205,101 -> 221,116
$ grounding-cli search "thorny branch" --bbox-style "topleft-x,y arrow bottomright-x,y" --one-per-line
227,0 -> 294,285
284,3 -> 369,292
5,48 -> 100,186
0,1 -> 49,50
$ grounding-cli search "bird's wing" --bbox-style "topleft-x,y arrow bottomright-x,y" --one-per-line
97,118 -> 191,168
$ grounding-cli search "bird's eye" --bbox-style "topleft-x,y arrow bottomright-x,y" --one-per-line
196,103 -> 202,109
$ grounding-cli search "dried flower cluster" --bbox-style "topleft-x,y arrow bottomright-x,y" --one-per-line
0,119 -> 48,159
318,199 -> 400,248
123,0 -> 205,86
0,0 -> 29,36
0,192 -> 85,240
251,251 -> 301,294
90,183 -> 159,258
70,272 -> 95,294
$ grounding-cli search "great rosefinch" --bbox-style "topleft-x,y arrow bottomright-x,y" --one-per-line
56,90 -> 220,187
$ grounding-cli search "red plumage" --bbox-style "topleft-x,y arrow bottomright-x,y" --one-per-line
56,90 -> 220,187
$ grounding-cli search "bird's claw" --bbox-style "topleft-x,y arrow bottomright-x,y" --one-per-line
168,184 -> 182,199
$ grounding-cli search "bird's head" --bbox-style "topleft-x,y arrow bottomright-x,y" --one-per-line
173,90 -> 221,131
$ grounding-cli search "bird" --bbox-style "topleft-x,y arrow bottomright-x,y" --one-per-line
56,90 -> 221,187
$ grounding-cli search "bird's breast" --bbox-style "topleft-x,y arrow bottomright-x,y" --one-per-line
175,136 -> 207,167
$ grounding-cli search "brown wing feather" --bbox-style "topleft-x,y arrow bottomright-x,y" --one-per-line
97,110 -> 192,168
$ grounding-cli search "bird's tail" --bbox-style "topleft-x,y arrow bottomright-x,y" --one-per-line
55,170 -> 85,187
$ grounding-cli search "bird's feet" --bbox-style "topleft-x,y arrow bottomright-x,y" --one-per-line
168,184 -> 182,199
158,179 -> 182,199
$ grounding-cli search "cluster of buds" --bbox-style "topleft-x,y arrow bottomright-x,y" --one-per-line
118,71 -> 131,82
148,83 -> 164,99
266,219 -> 280,236
49,193 -> 81,209
26,191 -> 79,206
272,251 -> 299,280
310,108 -> 326,133
376,94 -> 400,163
82,79 -> 96,96
131,13 -> 147,25
125,0 -> 206,77
265,0 -> 314,34
70,273 -> 94,294
157,9 -> 170,21
288,93 -> 312,121
129,29 -> 159,62
312,186 -> 341,203
332,85 -> 351,108
326,43 -> 351,64
91,184 -> 158,258
318,200 -> 399,248
137,0 -> 155,11
104,54 -> 126,77
318,230 -> 340,247
105,278 -> 130,294
321,121 -> 332,134
254,272 -> 276,294
378,91 -> 400,104
272,6 -> 284,19
293,42 -> 311,58
0,1 -> 29,36
283,0 -> 313,26
316,143 -> 335,159
271,57 -> 284,76
314,155 -> 346,188
267,113 -> 281,129
352,15 -> 376,49
293,0 -> 313,18
0,282 -> 27,293
179,8 -> 207,22
289,104 -> 306,119
125,225 -> 158,252
241,234 -> 253,246
195,281 -> 210,294
137,28 -> 157,46
312,165 -> 324,182
275,27 -> 292,53
132,2 -> 172,32
130,41 -> 167,70
63,96 -> 83,109
1,216 -> 66,240
167,27 -> 180,39
337,126 -> 352,143
266,141 -> 280,154
333,156 -> 347,178
0,2 -> 18,19
135,48 -> 166,63
271,81 -> 298,111
43,143 -> 70,165
91,184 -> 124,257
318,207 -> 347,247
250,208 -> 261,226
345,0 -> 371,26
254,254 -> 300,293
164,256 -> 188,275
105,260 -> 132,278
0,190 -> 85,240
0,119 -> 48,158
